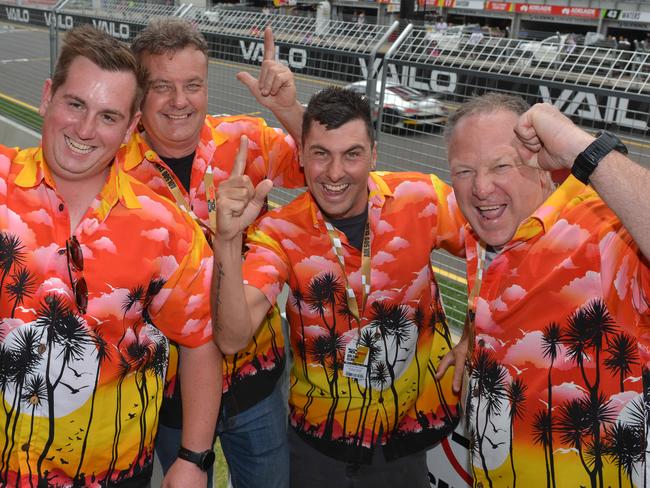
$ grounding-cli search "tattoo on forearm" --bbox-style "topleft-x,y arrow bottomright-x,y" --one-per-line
213,262 -> 225,333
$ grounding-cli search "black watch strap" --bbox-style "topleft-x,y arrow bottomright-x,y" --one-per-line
571,130 -> 628,184
177,446 -> 216,472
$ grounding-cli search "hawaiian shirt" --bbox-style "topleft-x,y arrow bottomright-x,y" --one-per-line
120,114 -> 304,414
465,175 -> 650,487
242,171 -> 467,464
0,145 -> 213,487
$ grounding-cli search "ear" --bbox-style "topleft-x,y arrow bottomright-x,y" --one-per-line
39,79 -> 53,117
122,111 -> 142,145
370,143 -> 377,171
298,142 -> 305,168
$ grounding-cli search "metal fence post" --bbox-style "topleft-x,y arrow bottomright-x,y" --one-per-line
49,0 -> 71,77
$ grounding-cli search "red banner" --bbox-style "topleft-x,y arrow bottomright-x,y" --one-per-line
514,3 -> 600,18
485,2 -> 513,12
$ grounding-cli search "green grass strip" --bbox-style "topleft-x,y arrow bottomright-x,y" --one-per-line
0,96 -> 42,132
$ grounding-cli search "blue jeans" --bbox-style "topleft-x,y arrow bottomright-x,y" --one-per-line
155,384 -> 289,488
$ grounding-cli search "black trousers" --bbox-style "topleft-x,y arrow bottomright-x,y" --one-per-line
288,427 -> 430,488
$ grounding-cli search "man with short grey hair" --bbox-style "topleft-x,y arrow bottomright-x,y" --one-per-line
438,93 -> 649,487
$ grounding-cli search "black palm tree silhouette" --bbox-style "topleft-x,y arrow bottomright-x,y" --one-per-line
531,409 -> 553,487
369,301 -> 413,435
0,233 -> 27,299
603,421 -> 644,488
471,348 -> 507,488
36,302 -> 89,483
74,330 -> 111,484
149,333 -> 169,446
556,393 -> 616,487
506,377 -> 527,488
564,299 -> 617,487
541,321 -> 562,488
106,353 -> 132,484
305,272 -> 344,332
354,327 -> 381,446
604,332 -> 639,393
119,285 -> 145,348
126,334 -> 155,465
370,361 -> 391,430
6,266 -> 37,318
2,327 -> 40,481
308,329 -> 345,441
21,373 -> 47,485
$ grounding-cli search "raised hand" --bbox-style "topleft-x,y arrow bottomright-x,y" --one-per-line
236,27 -> 297,113
514,103 -> 594,172
215,136 -> 273,242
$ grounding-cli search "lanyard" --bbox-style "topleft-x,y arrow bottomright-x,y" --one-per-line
154,162 -> 217,238
465,241 -> 487,365
324,220 -> 371,326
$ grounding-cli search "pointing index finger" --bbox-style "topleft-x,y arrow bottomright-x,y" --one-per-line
263,26 -> 275,62
231,135 -> 249,177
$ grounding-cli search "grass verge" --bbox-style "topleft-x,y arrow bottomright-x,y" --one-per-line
0,96 -> 42,132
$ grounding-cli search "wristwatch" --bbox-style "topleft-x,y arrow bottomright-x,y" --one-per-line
571,130 -> 628,184
177,446 -> 216,472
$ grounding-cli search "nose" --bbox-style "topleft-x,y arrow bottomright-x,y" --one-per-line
325,157 -> 345,182
170,87 -> 188,109
472,170 -> 495,199
75,113 -> 96,140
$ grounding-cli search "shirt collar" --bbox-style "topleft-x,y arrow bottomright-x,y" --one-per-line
14,146 -> 141,219
308,171 -> 394,228
14,146 -> 55,189
95,160 -> 142,220
122,122 -> 229,172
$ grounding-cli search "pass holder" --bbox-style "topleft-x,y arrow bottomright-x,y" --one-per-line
343,341 -> 370,380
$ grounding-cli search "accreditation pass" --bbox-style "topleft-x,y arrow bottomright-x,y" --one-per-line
343,342 -> 370,380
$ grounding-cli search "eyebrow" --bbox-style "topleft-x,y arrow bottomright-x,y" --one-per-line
150,76 -> 204,84
308,143 -> 366,152
63,94 -> 126,120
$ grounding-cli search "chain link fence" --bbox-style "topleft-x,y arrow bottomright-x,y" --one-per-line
2,0 -> 650,329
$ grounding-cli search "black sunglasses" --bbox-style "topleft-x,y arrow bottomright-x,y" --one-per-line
66,236 -> 88,314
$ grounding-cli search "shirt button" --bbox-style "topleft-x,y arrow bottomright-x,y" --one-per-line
38,344 -> 46,355
21,443 -> 29,452
58,248 -> 66,255
58,203 -> 64,211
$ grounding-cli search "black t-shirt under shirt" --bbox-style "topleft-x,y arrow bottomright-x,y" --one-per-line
157,151 -> 194,429
330,207 -> 369,251
160,152 -> 195,192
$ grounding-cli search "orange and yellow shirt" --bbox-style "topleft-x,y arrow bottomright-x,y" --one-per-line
243,171 -> 467,463
0,145 -> 213,487
465,175 -> 650,488
119,114 -> 304,413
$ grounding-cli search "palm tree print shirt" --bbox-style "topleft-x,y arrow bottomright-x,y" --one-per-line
465,175 -> 650,488
120,115 -> 305,417
0,145 -> 213,487
242,171 -> 467,464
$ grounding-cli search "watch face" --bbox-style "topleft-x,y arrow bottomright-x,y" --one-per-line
200,450 -> 216,471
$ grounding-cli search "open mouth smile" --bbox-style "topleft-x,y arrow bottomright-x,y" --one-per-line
477,204 -> 506,219
322,183 -> 350,194
65,135 -> 95,155
164,113 -> 193,121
